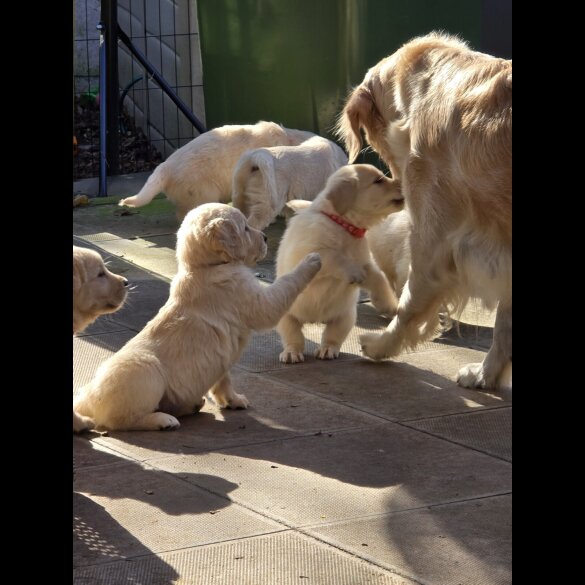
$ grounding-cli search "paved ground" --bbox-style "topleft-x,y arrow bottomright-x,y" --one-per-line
73,175 -> 511,585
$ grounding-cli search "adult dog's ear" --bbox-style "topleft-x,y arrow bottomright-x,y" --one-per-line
323,171 -> 358,217
207,218 -> 245,262
336,86 -> 380,163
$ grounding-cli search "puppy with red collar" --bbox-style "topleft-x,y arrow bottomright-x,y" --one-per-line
276,164 -> 403,363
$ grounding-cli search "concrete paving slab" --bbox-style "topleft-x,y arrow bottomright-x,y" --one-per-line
73,531 -> 418,585
310,494 -> 512,585
266,347 -> 507,421
74,458 -> 284,563
148,423 -> 511,527
82,368 -> 385,461
405,407 -> 512,461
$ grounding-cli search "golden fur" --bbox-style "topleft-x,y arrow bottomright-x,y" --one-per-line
232,136 -> 348,230
73,245 -> 128,432
336,32 -> 512,390
73,203 -> 322,432
276,164 -> 403,363
119,121 -> 316,221
73,246 -> 128,335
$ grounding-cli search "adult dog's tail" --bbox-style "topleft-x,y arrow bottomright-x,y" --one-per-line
119,164 -> 167,208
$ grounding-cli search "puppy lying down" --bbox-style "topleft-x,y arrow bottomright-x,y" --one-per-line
276,164 -> 404,363
73,203 -> 322,432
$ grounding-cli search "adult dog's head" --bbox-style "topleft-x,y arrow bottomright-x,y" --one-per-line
73,246 -> 129,334
177,203 -> 268,269
317,164 -> 404,229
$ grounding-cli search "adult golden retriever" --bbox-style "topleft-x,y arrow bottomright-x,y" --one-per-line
336,32 -> 512,390
276,164 -> 403,363
73,204 -> 322,432
119,121 -> 316,221
73,245 -> 129,432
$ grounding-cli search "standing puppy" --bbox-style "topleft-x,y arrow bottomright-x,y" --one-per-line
73,204 -> 321,432
232,136 -> 348,230
276,164 -> 403,363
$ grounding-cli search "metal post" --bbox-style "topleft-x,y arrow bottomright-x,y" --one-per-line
102,0 -> 120,176
97,22 -> 108,196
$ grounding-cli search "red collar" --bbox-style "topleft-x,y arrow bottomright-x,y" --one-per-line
321,212 -> 367,238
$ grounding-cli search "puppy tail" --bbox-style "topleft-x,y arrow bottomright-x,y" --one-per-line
232,150 -> 280,214
119,164 -> 167,208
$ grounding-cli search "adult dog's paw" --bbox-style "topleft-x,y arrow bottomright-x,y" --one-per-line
456,363 -> 486,389
279,350 -> 305,364
359,332 -> 389,361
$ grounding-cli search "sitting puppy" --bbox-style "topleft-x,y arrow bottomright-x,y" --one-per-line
73,203 -> 322,432
73,246 -> 129,335
276,164 -> 403,363
73,245 -> 129,432
119,121 -> 316,221
232,136 -> 348,230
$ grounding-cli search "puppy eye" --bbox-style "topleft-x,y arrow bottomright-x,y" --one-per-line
98,271 -> 106,277
245,226 -> 250,232
374,176 -> 385,184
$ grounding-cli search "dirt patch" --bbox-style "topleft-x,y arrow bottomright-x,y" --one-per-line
73,94 -> 163,180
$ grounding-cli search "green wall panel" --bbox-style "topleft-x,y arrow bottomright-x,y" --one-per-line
197,0 -> 483,141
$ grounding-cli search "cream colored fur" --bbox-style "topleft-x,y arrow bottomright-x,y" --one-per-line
119,121 -> 316,221
73,204 -> 322,432
232,136 -> 348,230
336,32 -> 512,390
73,245 -> 129,432
276,164 -> 403,363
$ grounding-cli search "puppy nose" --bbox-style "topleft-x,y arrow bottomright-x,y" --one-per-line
122,278 -> 129,287
262,233 -> 268,243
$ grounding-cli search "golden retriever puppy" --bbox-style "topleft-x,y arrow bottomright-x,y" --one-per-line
336,32 -> 512,390
119,121 -> 316,221
73,246 -> 129,335
276,164 -> 403,363
73,246 -> 129,432
73,203 -> 322,432
366,209 -> 411,297
232,136 -> 348,230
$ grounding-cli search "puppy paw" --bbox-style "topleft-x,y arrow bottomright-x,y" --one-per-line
154,412 -> 181,430
347,266 -> 366,285
227,393 -> 249,409
315,345 -> 340,360
302,252 -> 322,274
359,332 -> 390,361
439,310 -> 453,332
73,411 -> 94,434
279,350 -> 305,364
457,363 -> 486,389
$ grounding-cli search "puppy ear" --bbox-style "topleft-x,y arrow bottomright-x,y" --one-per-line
282,199 -> 311,221
336,87 -> 379,163
73,255 -> 86,294
207,218 -> 245,262
323,172 -> 358,217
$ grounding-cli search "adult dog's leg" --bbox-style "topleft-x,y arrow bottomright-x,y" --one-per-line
278,313 -> 306,363
316,306 -> 356,359
209,373 -> 249,409
458,300 -> 512,390
360,252 -> 446,360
